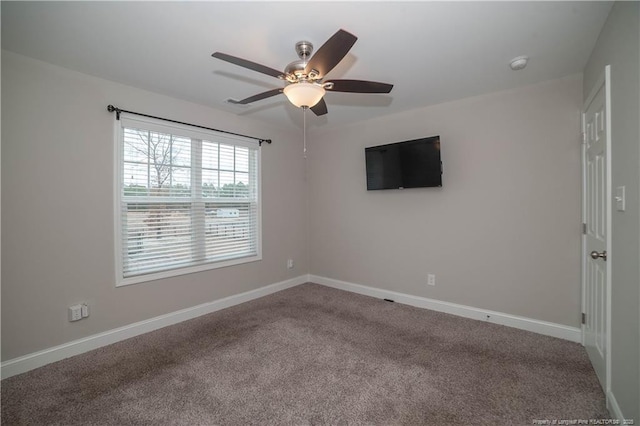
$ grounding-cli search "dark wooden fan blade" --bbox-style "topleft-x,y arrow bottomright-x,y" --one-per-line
310,98 -> 328,116
304,29 -> 357,78
325,79 -> 393,93
212,52 -> 283,79
228,88 -> 283,105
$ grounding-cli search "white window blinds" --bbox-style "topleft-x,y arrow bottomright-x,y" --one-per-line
116,116 -> 261,285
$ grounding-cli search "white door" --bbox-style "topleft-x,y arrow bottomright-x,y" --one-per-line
582,66 -> 611,392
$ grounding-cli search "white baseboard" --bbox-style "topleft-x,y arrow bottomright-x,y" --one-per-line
310,275 -> 582,343
1,275 -> 308,380
607,389 -> 625,422
1,274 -> 584,380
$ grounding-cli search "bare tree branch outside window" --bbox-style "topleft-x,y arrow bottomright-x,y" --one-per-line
125,130 -> 184,238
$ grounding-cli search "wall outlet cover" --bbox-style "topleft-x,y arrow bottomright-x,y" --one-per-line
68,305 -> 82,322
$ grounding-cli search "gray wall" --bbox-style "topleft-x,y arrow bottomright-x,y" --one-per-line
1,51 -> 308,361
308,75 -> 584,327
3,7 -> 637,417
583,1 -> 640,420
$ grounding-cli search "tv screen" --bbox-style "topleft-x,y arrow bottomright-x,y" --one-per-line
365,136 -> 442,190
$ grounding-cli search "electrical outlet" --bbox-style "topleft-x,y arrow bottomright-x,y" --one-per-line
427,274 -> 436,286
287,259 -> 294,269
68,304 -> 83,322
81,303 -> 89,318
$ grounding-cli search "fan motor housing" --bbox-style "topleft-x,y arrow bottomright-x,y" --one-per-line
284,41 -> 322,82
284,59 -> 306,76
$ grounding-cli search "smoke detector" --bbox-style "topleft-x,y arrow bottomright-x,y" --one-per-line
509,56 -> 529,71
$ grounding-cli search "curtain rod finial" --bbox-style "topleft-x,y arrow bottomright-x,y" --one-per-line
107,104 -> 121,120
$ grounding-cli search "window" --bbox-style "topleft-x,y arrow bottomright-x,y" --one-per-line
116,115 -> 261,286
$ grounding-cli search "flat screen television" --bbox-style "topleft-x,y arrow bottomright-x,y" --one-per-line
365,136 -> 442,190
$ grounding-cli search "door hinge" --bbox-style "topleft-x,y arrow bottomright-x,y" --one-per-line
582,313 -> 586,324
582,223 -> 587,234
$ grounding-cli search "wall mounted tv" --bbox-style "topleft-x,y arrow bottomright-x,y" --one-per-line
365,136 -> 442,190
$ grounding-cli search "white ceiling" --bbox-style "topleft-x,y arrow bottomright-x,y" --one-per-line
1,1 -> 613,130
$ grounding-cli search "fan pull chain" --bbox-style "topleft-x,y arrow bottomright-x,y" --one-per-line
303,106 -> 307,158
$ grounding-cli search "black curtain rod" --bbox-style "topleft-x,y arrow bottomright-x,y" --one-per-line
107,105 -> 272,146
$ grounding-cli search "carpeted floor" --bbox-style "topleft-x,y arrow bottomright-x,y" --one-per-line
2,283 -> 608,425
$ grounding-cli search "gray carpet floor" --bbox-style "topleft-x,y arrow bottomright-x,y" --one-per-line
2,283 -> 608,425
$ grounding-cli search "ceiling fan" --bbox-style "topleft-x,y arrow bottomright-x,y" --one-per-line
212,29 -> 393,116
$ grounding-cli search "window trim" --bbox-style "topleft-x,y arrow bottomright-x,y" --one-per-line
114,115 -> 262,287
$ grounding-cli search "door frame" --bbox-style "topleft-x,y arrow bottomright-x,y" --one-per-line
581,64 -> 612,399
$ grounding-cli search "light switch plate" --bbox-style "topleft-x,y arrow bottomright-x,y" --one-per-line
615,186 -> 626,212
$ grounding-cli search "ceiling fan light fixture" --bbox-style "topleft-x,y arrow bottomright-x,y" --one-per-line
283,82 -> 326,108
212,29 -> 392,117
